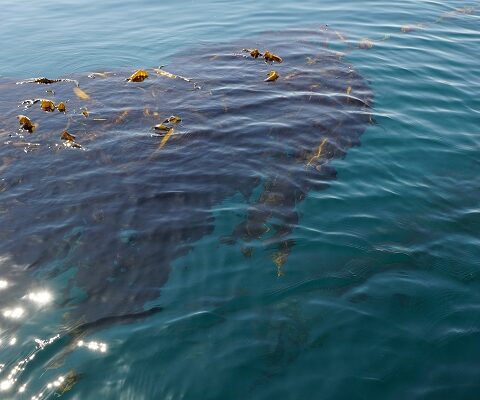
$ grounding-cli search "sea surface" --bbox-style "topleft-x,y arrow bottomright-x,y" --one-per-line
1,1 -> 479,399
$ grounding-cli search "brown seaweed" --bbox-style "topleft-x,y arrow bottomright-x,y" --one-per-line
41,99 -> 56,112
158,127 -> 174,150
61,131 -> 76,142
73,87 -> 90,100
0,27 -> 372,326
153,67 -> 191,83
16,115 -> 36,133
154,123 -> 170,131
244,48 -> 262,58
250,48 -> 261,58
127,69 -> 149,82
57,102 -> 67,112
61,131 -> 82,148
265,70 -> 279,82
164,115 -> 182,124
263,50 -> 283,63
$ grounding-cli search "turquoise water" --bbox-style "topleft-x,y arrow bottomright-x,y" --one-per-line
1,1 -> 480,399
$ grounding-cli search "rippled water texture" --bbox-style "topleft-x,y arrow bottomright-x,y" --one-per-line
1,1 -> 480,399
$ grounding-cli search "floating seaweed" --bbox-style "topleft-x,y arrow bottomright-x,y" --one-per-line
16,115 -> 36,133
263,50 -> 283,63
154,116 -> 181,132
73,87 -> 90,100
61,131 -> 76,142
158,127 -> 174,150
127,69 -> 149,82
88,72 -> 111,79
61,131 -> 82,148
57,101 -> 66,112
23,98 -> 66,112
0,27 -> 372,327
40,99 -> 56,112
243,48 -> 262,58
250,48 -> 261,58
153,66 -> 192,83
265,70 -> 279,82
164,115 -> 182,124
154,123 -> 170,131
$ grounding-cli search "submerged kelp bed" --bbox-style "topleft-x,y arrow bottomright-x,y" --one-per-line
0,1 -> 479,397
0,28 -> 372,328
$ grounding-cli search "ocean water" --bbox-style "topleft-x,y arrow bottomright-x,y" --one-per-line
0,1 -> 479,399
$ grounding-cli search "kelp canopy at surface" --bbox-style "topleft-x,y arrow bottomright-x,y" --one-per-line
0,28 -> 372,325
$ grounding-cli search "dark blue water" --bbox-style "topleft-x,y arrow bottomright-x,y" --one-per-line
1,1 -> 479,399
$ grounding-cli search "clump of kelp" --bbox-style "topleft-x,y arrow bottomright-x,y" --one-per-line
3,34 -> 369,291
16,114 -> 37,133
10,46 -> 287,152
0,3 -> 475,280
6,2 -> 474,155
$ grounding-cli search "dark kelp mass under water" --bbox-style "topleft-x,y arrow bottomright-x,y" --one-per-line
0,29 -> 372,329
